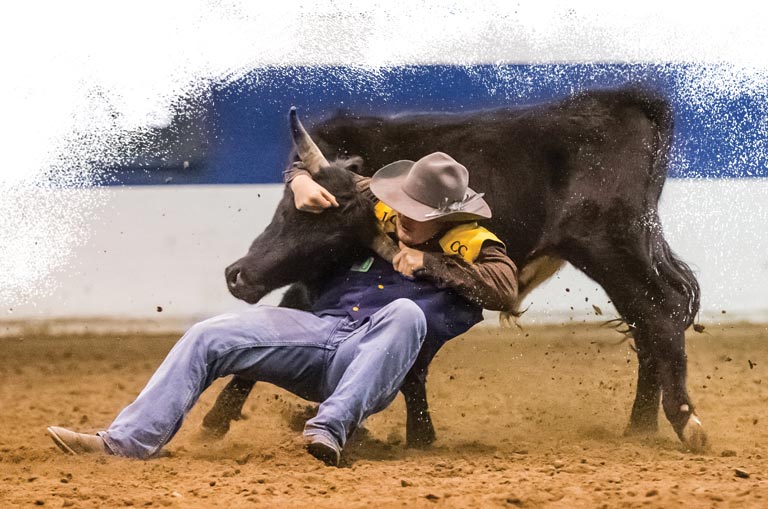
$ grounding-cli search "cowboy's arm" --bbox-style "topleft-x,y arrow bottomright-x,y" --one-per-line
284,163 -> 339,212
421,241 -> 518,312
284,163 -> 372,211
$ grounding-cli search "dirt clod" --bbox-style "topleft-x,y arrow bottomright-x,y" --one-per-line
735,468 -> 750,479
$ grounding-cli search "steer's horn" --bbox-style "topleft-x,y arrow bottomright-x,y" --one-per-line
290,107 -> 329,174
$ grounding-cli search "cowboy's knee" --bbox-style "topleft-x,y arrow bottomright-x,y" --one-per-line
390,299 -> 427,339
181,315 -> 235,355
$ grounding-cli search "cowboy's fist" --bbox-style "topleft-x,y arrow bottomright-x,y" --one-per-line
291,174 -> 339,213
393,241 -> 425,278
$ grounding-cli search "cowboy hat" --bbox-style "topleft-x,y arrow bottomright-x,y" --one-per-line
369,152 -> 492,222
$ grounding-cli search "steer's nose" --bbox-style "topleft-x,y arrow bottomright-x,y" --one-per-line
225,264 -> 241,290
224,260 -> 266,304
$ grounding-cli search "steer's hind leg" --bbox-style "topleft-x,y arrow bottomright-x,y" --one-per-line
561,222 -> 703,449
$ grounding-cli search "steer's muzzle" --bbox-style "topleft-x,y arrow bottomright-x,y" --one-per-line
225,262 -> 267,304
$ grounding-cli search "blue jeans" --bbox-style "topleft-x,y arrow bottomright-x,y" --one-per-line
99,299 -> 426,459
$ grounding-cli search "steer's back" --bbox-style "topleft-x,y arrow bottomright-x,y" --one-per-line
313,87 -> 673,266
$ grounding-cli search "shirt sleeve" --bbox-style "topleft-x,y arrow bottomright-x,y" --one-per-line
282,161 -> 312,183
421,241 -> 518,312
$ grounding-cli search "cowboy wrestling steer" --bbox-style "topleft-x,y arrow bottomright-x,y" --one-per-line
211,110 -> 435,447
208,87 -> 706,451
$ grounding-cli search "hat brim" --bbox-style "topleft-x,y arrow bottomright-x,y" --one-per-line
369,160 -> 492,222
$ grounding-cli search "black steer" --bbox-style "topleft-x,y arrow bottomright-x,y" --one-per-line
207,86 -> 706,451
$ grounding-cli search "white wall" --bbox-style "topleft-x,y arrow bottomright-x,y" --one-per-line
521,178 -> 768,324
4,178 -> 767,329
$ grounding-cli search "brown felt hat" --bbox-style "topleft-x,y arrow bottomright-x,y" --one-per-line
369,152 -> 492,222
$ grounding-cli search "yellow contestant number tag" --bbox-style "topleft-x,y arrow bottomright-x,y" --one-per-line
374,202 -> 398,233
438,223 -> 504,264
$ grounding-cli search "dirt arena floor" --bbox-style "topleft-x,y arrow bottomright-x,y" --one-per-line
1,322 -> 767,508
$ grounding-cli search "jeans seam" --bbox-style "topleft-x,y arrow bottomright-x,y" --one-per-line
213,341 -> 334,360
98,432 -> 121,456
320,317 -> 356,391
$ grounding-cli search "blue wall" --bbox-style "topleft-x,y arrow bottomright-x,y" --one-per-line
103,64 -> 768,185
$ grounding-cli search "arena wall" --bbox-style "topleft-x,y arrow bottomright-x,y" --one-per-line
5,177 -> 767,332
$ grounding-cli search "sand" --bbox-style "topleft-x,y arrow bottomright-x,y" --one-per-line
1,322 -> 767,508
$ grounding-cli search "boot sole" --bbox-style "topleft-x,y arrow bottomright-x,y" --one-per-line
47,427 -> 76,455
307,441 -> 340,467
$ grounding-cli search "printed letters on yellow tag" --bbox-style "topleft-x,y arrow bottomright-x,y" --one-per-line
438,223 -> 504,263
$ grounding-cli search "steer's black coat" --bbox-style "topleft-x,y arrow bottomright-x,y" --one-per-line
208,86 -> 703,449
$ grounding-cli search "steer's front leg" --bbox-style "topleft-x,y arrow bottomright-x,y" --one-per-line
202,283 -> 312,439
201,376 -> 255,439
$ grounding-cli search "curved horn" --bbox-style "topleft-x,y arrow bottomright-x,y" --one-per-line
290,107 -> 329,174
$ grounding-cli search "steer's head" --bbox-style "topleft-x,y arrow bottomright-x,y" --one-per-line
225,109 -> 379,304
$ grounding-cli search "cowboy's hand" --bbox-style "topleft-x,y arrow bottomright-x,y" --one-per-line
393,241 -> 425,278
290,174 -> 339,213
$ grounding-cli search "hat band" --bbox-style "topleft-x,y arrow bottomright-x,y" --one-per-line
424,192 -> 486,218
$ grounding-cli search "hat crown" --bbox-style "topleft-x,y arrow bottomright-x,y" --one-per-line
402,152 -> 469,207
368,151 -> 491,221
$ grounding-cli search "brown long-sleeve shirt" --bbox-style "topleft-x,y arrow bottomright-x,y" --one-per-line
284,165 -> 518,312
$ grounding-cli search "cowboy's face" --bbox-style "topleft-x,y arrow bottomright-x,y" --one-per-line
396,214 -> 444,247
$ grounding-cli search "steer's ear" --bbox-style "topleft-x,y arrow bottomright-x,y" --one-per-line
344,156 -> 364,175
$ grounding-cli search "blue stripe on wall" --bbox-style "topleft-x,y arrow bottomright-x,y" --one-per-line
101,64 -> 768,185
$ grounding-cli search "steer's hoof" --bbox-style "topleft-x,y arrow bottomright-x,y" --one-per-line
406,424 -> 436,449
681,413 -> 708,452
623,420 -> 659,437
406,434 -> 436,449
196,422 -> 231,442
200,410 -> 247,441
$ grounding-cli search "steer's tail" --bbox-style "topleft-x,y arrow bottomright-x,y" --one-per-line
649,221 -> 701,327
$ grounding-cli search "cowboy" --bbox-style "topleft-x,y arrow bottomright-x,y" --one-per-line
47,152 -> 517,467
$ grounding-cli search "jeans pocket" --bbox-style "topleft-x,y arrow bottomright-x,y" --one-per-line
326,317 -> 360,348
